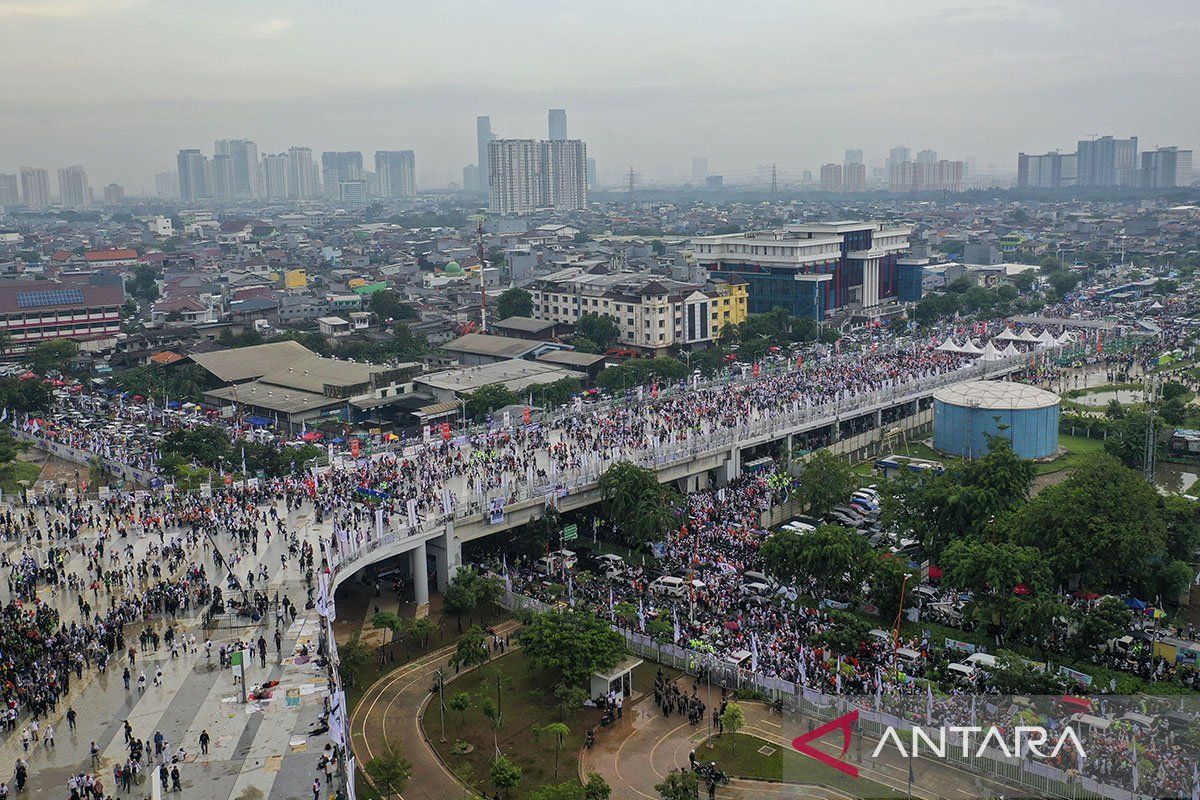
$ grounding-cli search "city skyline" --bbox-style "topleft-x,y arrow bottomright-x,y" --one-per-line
2,0 -> 1198,191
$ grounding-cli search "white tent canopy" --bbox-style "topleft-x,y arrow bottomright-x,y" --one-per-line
1001,342 -> 1022,357
1054,330 -> 1076,346
994,328 -> 1021,341
1017,328 -> 1039,343
1038,329 -> 1058,346
960,338 -> 984,355
936,336 -> 963,353
979,340 -> 1003,361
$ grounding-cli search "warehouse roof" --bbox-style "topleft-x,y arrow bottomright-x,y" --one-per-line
190,341 -> 315,384
441,333 -> 544,359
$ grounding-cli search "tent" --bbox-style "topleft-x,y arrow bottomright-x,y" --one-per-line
960,338 -> 984,355
1017,328 -> 1039,343
1054,331 -> 1076,346
935,336 -> 963,353
994,328 -> 1021,341
1124,598 -> 1148,611
1038,329 -> 1058,347
1000,342 -> 1022,357
979,340 -> 1003,361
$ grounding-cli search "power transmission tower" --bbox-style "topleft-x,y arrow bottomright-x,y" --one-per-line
770,163 -> 778,197
626,167 -> 637,195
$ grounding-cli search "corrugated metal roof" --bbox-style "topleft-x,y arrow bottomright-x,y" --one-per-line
190,341 -> 315,383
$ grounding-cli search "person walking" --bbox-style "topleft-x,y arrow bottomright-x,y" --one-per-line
66,707 -> 76,731
199,730 -> 209,756
43,725 -> 54,748
90,741 -> 100,767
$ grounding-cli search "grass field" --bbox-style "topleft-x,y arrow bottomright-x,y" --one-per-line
696,732 -> 905,798
422,649 -> 604,800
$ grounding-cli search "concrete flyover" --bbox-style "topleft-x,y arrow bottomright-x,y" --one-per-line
328,357 -> 1024,599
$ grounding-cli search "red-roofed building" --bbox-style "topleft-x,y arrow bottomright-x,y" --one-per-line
84,248 -> 140,267
0,280 -> 124,354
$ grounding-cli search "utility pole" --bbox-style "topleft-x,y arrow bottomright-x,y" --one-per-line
469,214 -> 488,332
1144,373 -> 1158,482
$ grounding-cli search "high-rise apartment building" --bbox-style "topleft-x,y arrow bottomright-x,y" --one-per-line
915,149 -> 938,164
155,171 -> 180,200
887,146 -> 911,168
20,167 -> 51,209
375,150 -> 416,197
1077,136 -> 1138,187
475,116 -> 495,193
1017,151 -> 1077,189
176,149 -> 210,201
587,157 -> 597,189
540,139 -> 588,211
210,154 -> 237,200
0,174 -> 18,207
102,183 -> 124,204
214,139 -> 260,198
1140,146 -> 1193,188
692,157 -> 709,180
261,154 -> 288,199
488,139 -> 541,214
321,152 -> 363,197
487,138 -> 588,214
819,163 -> 843,192
286,147 -> 318,199
844,149 -> 864,165
548,109 -> 568,141
889,159 -> 965,192
57,165 -> 90,208
843,162 -> 866,192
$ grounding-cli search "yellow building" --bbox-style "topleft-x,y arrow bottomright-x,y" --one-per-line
709,277 -> 748,331
283,269 -> 308,289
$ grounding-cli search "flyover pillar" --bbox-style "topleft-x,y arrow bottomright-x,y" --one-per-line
432,523 -> 462,592
411,541 -> 429,606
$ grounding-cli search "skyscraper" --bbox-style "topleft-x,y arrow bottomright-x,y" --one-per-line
0,174 -> 18,207
587,157 -> 597,189
375,150 -> 416,197
155,171 -> 180,200
102,183 -> 124,204
843,162 -> 866,193
262,154 -> 289,199
1140,146 -> 1193,188
692,157 -> 709,180
819,163 -> 843,192
540,139 -> 588,210
286,147 -> 318,198
476,116 -> 495,192
210,155 -> 236,200
844,149 -> 864,165
321,151 -> 363,197
1077,136 -> 1138,187
20,167 -> 51,209
214,139 -> 260,198
548,109 -> 568,141
488,139 -> 540,214
887,145 -> 910,168
1017,151 -> 1077,189
176,149 -> 210,202
57,165 -> 91,207
915,149 -> 938,164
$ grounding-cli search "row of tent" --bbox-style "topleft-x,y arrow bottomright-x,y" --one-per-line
935,328 -> 1078,361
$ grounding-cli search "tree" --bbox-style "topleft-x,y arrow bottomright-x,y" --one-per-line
27,338 -> 79,374
869,553 -> 915,624
720,702 -> 746,736
449,691 -> 472,727
583,773 -> 611,800
451,626 -> 490,670
1048,270 -> 1080,297
368,288 -> 411,322
655,769 -> 700,800
1007,453 -> 1178,597
128,264 -> 161,301
794,450 -> 858,519
534,722 -> 570,779
496,288 -> 533,319
411,616 -> 436,648
490,754 -> 522,798
464,384 -> 520,421
1070,596 -> 1133,658
553,682 -> 589,722
335,640 -> 370,687
941,539 -> 1052,643
576,313 -> 620,349
519,609 -> 626,686
760,525 -> 869,599
0,331 -> 12,356
598,462 -> 678,550
365,740 -> 413,797
371,611 -> 411,655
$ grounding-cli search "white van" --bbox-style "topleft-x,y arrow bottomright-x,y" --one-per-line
948,663 -> 977,680
650,576 -> 687,598
895,647 -> 923,666
534,556 -> 558,575
964,652 -> 997,670
743,570 -> 773,587
550,549 -> 577,569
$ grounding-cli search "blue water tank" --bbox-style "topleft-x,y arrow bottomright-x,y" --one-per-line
933,380 -> 1060,460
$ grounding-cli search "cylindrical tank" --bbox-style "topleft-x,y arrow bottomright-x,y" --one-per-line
933,380 -> 1060,460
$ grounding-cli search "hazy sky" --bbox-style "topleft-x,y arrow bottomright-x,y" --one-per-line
3,0 -> 1198,191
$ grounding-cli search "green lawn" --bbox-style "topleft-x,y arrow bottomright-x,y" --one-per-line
696,732 -> 905,799
0,459 -> 41,495
1035,434 -> 1105,475
422,649 -> 603,800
